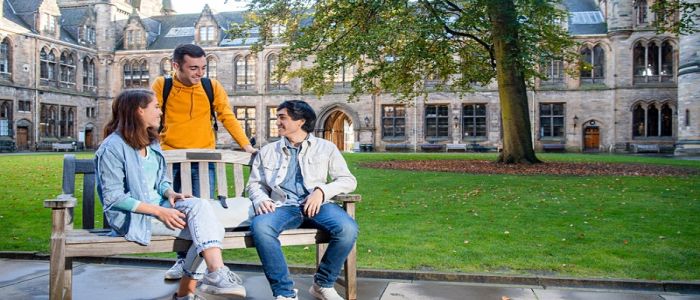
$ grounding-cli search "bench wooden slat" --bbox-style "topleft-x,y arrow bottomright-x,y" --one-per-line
82,173 -> 96,229
198,161 -> 210,199
180,162 -> 193,196
233,164 -> 244,197
216,162 -> 228,198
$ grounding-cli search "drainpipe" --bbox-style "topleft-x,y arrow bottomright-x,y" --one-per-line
530,90 -> 536,147
413,95 -> 418,152
34,36 -> 39,150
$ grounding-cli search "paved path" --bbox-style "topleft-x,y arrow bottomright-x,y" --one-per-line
1,259 -> 699,300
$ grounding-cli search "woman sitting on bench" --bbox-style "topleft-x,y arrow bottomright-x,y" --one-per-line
95,89 -> 246,300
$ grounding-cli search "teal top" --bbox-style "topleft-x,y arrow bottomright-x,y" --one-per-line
112,146 -> 162,212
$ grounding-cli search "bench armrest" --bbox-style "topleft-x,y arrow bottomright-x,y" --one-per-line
44,194 -> 77,209
332,194 -> 361,203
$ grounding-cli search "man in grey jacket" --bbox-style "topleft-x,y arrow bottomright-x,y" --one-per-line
246,100 -> 357,300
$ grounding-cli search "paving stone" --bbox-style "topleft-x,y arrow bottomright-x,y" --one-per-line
380,281 -> 537,300
0,258 -> 50,287
660,295 -> 700,300
534,288 -> 664,300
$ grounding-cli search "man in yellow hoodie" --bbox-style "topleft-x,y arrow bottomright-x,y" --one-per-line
152,44 -> 256,283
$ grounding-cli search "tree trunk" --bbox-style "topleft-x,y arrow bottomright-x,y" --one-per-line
487,0 -> 542,164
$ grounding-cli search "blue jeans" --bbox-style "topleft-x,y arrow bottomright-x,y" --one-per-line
251,204 -> 358,297
172,162 -> 216,260
151,198 -> 225,280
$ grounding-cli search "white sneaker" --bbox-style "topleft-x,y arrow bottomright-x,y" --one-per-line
309,283 -> 344,300
165,258 -> 185,280
275,288 -> 298,300
198,266 -> 247,297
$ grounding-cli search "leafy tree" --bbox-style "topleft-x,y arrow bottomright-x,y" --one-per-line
230,0 -> 576,164
652,0 -> 700,34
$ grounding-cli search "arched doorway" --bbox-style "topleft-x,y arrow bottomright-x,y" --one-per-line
15,119 -> 32,151
583,121 -> 600,152
84,123 -> 95,150
323,110 -> 354,151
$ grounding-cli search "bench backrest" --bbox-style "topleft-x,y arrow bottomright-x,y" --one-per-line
60,149 -> 253,230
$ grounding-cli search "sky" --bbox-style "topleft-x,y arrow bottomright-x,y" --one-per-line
170,0 -> 248,14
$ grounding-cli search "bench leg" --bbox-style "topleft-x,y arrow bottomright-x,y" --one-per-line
315,243 -> 328,268
344,243 -> 357,300
64,258 -> 73,300
49,208 -> 67,300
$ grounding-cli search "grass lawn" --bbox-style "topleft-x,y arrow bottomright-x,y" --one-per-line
1,152 -> 698,280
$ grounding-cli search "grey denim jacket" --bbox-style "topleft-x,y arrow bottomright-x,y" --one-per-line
95,133 -> 172,245
246,134 -> 357,209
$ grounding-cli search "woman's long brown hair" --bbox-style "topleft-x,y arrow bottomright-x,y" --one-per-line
103,89 -> 159,149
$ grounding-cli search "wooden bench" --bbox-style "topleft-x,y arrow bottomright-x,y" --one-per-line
445,143 -> 467,152
384,143 -> 411,152
420,143 -> 445,152
542,143 -> 566,152
631,144 -> 660,153
44,149 -> 360,300
52,143 -> 76,152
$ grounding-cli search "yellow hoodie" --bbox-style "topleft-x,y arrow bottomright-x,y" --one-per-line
152,75 -> 250,150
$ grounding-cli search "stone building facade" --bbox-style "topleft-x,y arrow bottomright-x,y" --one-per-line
0,0 -> 698,155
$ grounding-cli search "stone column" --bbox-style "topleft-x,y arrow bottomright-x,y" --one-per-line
675,0 -> 700,156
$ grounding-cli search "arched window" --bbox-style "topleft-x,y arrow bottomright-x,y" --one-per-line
580,45 -> 605,84
40,49 -> 58,84
123,62 -> 132,87
235,54 -> 256,91
42,105 -> 58,137
266,54 -> 287,91
0,38 -> 11,78
634,41 -> 675,83
541,59 -> 564,85
632,102 -> 674,138
334,61 -> 354,88
598,0 -> 607,18
66,108 -> 75,138
0,101 -> 11,136
661,104 -> 673,136
633,104 -> 645,137
59,51 -> 76,87
635,0 -> 648,25
139,60 -> 149,86
83,57 -> 96,92
160,57 -> 172,76
207,56 -> 217,79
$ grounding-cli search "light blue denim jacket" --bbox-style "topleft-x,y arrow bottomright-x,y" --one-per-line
95,133 -> 172,245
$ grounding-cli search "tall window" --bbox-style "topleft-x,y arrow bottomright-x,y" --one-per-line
580,45 -> 605,84
59,52 -> 76,87
0,38 -> 11,78
0,101 -> 11,136
40,104 -> 58,138
334,63 -> 354,88
18,101 -> 30,112
635,0 -> 648,25
40,49 -> 57,84
200,26 -> 215,42
539,103 -> 565,138
266,54 -> 287,91
268,107 -> 278,138
123,60 -> 149,87
425,104 -> 449,139
541,59 -> 563,85
462,104 -> 487,139
633,41 -> 674,83
632,102 -> 673,138
83,57 -> 96,92
160,57 -> 172,76
234,107 -> 256,138
59,106 -> 75,138
235,55 -> 256,91
81,25 -> 96,44
207,56 -> 217,79
382,105 -> 406,138
42,14 -> 56,33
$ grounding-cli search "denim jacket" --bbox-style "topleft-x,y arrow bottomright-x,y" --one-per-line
246,134 -> 357,209
95,133 -> 172,245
